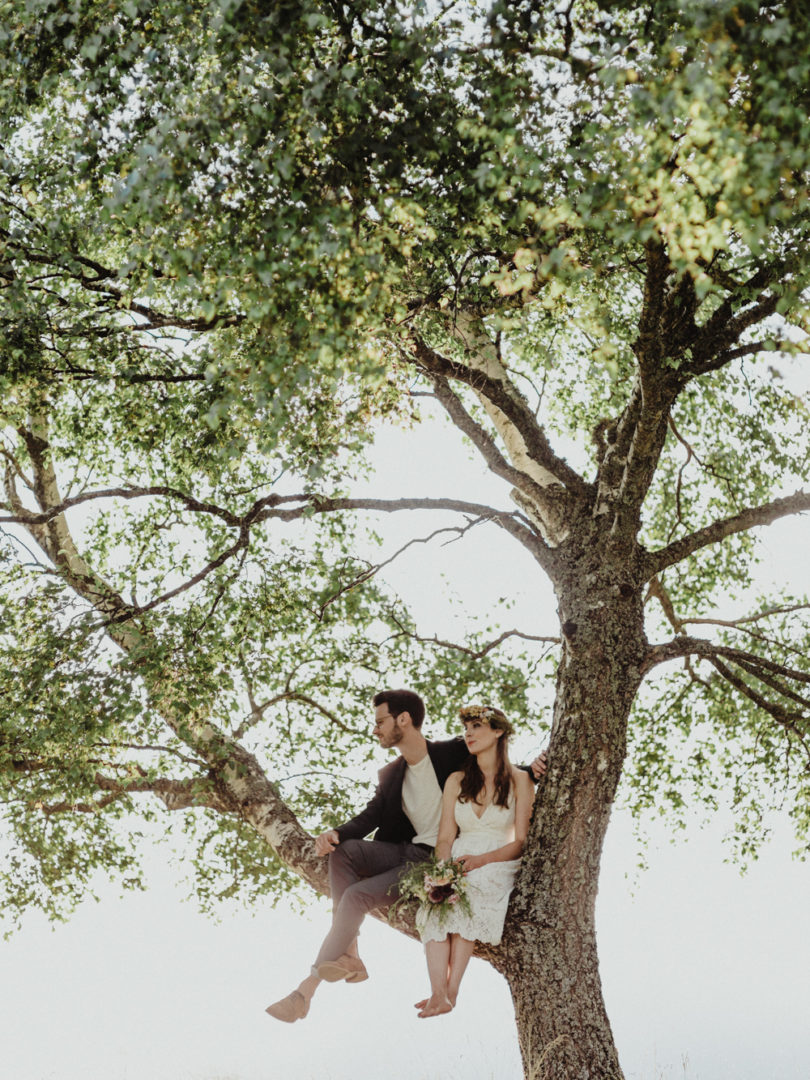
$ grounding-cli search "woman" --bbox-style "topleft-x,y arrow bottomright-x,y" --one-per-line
415,704 -> 535,1018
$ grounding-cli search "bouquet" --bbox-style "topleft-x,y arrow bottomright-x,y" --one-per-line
393,853 -> 472,928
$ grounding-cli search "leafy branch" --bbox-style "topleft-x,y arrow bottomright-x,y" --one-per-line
645,490 -> 810,578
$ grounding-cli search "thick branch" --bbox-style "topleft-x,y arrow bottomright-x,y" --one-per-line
0,484 -> 241,527
255,493 -> 547,561
34,773 -> 236,816
5,415 -> 328,894
409,329 -> 587,497
634,239 -> 670,368
426,372 -> 553,509
410,373 -> 558,564
644,636 -> 810,682
233,689 -> 359,740
645,490 -> 810,577
594,243 -> 683,530
688,294 -> 781,375
13,416 -> 143,646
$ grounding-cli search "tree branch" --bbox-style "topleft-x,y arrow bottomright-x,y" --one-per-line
682,602 -> 810,630
233,689 -> 359,740
706,657 -> 810,763
689,293 -> 782,375
254,493 -> 547,561
424,371 -> 556,512
684,254 -> 787,375
645,574 -> 685,634
3,415 -> 328,893
634,239 -> 670,369
645,489 -> 810,577
2,233 -> 242,333
384,609 -> 559,660
314,518 -> 502,619
644,636 -> 810,683
0,484 -> 241,527
408,325 -> 588,497
5,426 -> 549,617
33,772 -> 236,816
593,241 -> 685,534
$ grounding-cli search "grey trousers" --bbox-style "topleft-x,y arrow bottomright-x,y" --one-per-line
313,838 -> 430,971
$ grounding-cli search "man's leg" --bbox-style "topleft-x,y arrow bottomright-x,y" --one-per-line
314,840 -> 425,973
266,840 -> 426,1021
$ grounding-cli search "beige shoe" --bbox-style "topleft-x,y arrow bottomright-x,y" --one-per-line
316,953 -> 369,983
265,990 -> 310,1022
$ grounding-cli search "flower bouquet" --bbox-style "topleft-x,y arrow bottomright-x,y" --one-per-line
393,853 -> 472,928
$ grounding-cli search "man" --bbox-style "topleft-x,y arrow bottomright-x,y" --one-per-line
266,688 -> 547,1022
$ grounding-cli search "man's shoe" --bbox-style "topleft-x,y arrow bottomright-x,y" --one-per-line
316,953 -> 369,983
265,990 -> 310,1022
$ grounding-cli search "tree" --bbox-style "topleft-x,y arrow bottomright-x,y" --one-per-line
2,1 -> 810,1075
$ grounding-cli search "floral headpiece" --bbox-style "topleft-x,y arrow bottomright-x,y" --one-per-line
458,704 -> 513,735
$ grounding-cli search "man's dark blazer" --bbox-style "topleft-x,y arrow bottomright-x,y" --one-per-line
335,738 -> 471,846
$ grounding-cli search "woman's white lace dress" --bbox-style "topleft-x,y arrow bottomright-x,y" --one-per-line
418,796 -> 519,946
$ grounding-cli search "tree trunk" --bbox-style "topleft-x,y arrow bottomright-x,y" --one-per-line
499,547 -> 646,1079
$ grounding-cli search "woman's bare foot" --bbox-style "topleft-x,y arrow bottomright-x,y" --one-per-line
417,994 -> 453,1018
414,992 -> 456,1010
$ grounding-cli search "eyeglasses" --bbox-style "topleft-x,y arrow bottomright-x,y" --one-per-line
372,712 -> 396,730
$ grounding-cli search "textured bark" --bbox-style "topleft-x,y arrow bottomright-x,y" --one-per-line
494,532 -> 647,1079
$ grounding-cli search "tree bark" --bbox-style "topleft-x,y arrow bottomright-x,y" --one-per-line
498,539 -> 647,1079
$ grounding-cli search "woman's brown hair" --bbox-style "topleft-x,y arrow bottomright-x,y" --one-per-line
457,705 -> 513,809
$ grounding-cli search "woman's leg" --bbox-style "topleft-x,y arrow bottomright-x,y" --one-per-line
417,938 -> 453,1017
446,934 -> 475,1006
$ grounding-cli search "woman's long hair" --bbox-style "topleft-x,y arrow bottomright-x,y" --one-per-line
458,706 -> 513,808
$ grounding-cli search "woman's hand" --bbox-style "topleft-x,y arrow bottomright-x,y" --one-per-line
457,853 -> 487,873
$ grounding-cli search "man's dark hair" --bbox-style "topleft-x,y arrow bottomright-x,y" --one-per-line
373,689 -> 425,729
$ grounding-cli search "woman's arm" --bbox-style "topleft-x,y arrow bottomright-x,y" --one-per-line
433,772 -> 462,860
456,768 -> 535,871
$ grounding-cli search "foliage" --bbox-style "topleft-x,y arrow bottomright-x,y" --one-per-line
1,0 -> 810,930
393,853 -> 472,928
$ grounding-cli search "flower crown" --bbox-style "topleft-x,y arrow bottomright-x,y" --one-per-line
458,704 -> 513,734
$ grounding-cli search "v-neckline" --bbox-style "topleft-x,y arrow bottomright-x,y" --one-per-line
470,800 -> 494,821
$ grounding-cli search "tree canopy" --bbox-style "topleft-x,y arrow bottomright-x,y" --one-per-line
2,1 -> 810,1072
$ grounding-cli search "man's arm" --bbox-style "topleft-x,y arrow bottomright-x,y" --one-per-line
312,780 -> 387,856
530,749 -> 548,780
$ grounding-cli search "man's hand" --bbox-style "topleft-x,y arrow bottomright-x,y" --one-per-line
314,829 -> 340,856
531,748 -> 548,780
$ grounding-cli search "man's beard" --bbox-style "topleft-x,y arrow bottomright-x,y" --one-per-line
382,726 -> 403,748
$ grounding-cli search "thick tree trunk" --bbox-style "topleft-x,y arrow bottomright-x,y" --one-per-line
499,545 -> 646,1079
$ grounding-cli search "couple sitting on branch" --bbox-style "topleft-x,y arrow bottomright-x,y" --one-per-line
266,689 -> 546,1022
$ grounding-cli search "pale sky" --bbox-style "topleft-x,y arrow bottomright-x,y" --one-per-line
2,396 -> 809,1079
1,805 -> 807,1080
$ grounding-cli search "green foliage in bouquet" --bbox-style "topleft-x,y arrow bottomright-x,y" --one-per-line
393,854 -> 472,929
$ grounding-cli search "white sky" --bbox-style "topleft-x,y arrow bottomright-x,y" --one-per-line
2,394 -> 809,1080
